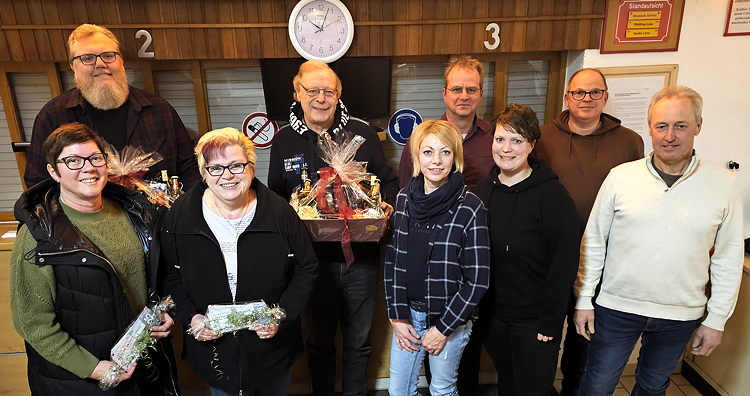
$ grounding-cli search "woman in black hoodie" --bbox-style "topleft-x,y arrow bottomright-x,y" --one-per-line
474,104 -> 580,395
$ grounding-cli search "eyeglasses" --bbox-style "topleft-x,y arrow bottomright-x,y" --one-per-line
56,153 -> 108,170
447,86 -> 481,95
299,83 -> 337,98
70,51 -> 120,66
567,89 -> 607,101
205,161 -> 253,176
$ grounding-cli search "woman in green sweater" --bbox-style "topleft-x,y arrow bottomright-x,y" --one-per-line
10,122 -> 178,395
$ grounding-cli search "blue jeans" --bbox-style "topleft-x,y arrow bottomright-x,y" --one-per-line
305,258 -> 377,396
580,305 -> 701,396
388,308 -> 472,396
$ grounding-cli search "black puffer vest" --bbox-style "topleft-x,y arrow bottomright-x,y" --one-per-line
14,179 -> 178,396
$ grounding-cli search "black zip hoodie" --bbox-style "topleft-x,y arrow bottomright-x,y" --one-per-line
473,158 -> 580,337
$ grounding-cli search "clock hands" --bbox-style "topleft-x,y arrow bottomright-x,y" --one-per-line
313,8 -> 330,34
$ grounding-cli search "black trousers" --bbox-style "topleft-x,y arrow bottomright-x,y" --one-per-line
560,293 -> 590,395
483,316 -> 562,396
304,259 -> 377,396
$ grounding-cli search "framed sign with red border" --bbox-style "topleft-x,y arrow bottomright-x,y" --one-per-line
600,0 -> 686,53
724,0 -> 750,36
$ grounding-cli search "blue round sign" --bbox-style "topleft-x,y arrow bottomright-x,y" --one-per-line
387,109 -> 423,146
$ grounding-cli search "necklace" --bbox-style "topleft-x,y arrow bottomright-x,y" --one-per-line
214,199 -> 251,238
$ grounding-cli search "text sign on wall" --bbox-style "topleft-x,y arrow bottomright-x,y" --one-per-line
614,1 -> 673,43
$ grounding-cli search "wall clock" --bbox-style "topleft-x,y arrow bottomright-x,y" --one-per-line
288,0 -> 354,63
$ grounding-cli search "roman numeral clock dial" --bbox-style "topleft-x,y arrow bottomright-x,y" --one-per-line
289,0 -> 355,63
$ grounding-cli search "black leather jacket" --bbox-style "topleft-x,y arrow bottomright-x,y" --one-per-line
14,179 -> 179,396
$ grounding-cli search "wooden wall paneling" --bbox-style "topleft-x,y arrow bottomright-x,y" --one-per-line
218,1 -> 238,59
458,0 -> 475,54
550,1 -> 568,50
174,4 -> 195,59
497,1 -> 515,53
100,0 -> 122,25
353,0 -> 371,57
419,0 -> 435,55
446,1 -> 463,54
0,69 -> 28,185
0,354 -> 30,395
0,248 -> 26,354
492,57 -> 508,117
432,1 -> 448,54
56,0 -> 76,25
160,0 -> 183,60
45,63 -> 62,98
271,1 -> 288,59
258,1 -> 276,59
406,0 -> 421,56
511,0 -> 530,52
244,1 -> 263,59
48,30 -> 68,61
576,0 -> 594,48
117,0 -> 134,24
83,0 -> 105,24
0,31 -> 10,62
188,1 -> 208,59
525,0 -> 541,52
380,0 -> 394,56
564,0 -> 581,49
14,2 -> 40,62
367,0 -> 382,56
229,0 -> 249,59
70,0 -> 88,25
190,60 -> 210,136
535,0 -> 555,50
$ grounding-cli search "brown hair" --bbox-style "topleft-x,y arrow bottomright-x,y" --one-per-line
195,127 -> 257,181
444,55 -> 484,89
43,122 -> 106,170
409,120 -> 464,177
292,60 -> 342,101
493,103 -> 542,143
68,24 -> 121,60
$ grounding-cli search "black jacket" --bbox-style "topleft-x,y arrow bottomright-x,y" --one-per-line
14,179 -> 178,396
473,159 -> 580,337
161,178 -> 317,393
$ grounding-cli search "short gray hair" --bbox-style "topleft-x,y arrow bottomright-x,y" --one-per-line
648,86 -> 703,124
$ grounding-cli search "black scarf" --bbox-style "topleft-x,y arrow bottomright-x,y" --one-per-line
287,99 -> 351,138
407,171 -> 465,223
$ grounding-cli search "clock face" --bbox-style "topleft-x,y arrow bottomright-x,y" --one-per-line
289,0 -> 354,63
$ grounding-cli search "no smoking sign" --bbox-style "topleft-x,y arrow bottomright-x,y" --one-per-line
242,112 -> 278,149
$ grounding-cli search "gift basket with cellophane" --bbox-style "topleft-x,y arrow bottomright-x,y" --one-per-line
290,133 -> 387,264
105,144 -> 182,208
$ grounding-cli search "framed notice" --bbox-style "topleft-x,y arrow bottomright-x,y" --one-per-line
725,0 -> 750,36
598,64 -> 678,154
600,0 -> 686,53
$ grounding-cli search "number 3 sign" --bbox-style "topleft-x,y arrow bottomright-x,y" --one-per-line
484,23 -> 500,50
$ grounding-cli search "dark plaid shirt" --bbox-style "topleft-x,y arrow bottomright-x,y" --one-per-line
24,87 -> 200,190
385,185 -> 490,336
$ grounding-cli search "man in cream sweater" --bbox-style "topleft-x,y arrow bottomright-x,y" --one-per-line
573,86 -> 744,395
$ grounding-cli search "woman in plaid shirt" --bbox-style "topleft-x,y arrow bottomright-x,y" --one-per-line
385,120 -> 490,396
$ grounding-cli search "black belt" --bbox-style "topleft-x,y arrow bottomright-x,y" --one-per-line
409,300 -> 426,312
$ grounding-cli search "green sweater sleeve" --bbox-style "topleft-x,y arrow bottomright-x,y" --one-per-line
9,225 -> 100,378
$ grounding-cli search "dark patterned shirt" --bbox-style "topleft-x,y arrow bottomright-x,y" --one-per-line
24,87 -> 200,190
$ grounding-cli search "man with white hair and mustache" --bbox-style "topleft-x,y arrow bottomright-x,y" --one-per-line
24,23 -> 200,189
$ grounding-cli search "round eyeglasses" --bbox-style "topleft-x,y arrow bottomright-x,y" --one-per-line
56,153 -> 108,170
299,83 -> 337,98
567,89 -> 607,101
205,161 -> 252,176
70,52 -> 120,66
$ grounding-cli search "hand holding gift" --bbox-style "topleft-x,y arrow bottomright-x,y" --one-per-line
99,296 -> 175,390
186,301 -> 286,338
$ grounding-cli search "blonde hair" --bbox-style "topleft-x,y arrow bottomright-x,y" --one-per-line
292,60 -> 342,100
68,24 -> 120,60
195,128 -> 256,180
409,120 -> 464,177
444,55 -> 484,89
647,86 -> 703,124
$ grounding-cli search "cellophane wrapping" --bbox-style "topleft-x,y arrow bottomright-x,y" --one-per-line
105,144 -> 174,207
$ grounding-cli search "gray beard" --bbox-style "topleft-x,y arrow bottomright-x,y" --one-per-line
77,72 -> 130,110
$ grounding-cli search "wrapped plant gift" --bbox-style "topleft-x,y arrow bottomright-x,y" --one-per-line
100,296 -> 174,390
187,301 -> 286,336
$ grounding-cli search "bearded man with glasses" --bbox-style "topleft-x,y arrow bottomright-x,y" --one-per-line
24,23 -> 200,190
534,68 -> 644,396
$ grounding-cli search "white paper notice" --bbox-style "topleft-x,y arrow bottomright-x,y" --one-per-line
603,75 -> 665,154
